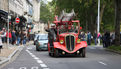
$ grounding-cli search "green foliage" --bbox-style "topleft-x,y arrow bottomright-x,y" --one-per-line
108,46 -> 121,53
40,1 -> 54,23
50,0 -> 115,32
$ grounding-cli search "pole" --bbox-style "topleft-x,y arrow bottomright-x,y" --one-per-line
7,0 -> 10,48
97,0 -> 100,33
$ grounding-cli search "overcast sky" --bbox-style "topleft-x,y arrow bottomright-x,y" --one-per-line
47,0 -> 52,2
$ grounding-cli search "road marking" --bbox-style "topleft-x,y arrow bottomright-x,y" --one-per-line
40,64 -> 47,68
31,55 -> 36,58
26,50 -> 28,52
26,49 -> 49,69
19,67 -> 27,69
31,66 -> 39,69
29,52 -> 33,55
34,57 -> 39,60
27,47 -> 32,50
43,68 -> 50,69
99,61 -> 107,66
37,60 -> 43,63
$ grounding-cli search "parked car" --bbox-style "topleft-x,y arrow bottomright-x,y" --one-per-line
36,34 -> 48,51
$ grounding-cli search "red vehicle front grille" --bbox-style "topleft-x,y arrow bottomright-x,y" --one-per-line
65,35 -> 75,51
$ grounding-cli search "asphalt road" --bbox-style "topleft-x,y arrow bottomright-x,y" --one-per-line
1,45 -> 121,69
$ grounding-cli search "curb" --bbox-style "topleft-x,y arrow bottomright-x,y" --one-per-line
0,46 -> 21,65
106,49 -> 121,55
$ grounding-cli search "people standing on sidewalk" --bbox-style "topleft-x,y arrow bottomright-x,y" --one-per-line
102,33 -> 106,47
16,31 -> 21,45
97,32 -> 101,45
93,31 -> 97,45
104,31 -> 111,47
1,28 -> 6,43
11,30 -> 16,45
0,31 -> 3,51
23,31 -> 27,45
6,29 -> 12,44
87,32 -> 91,45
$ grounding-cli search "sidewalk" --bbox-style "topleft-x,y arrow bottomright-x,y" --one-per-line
0,44 -> 21,65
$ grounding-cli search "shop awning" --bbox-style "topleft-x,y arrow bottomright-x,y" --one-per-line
0,10 -> 8,20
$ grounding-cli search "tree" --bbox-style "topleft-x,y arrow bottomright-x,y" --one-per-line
115,0 -> 121,46
40,1 -> 54,23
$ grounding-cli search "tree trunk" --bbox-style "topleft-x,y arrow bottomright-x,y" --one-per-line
115,0 -> 121,46
100,4 -> 106,26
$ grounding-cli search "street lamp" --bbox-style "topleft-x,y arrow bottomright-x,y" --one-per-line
97,0 -> 100,33
7,0 -> 10,48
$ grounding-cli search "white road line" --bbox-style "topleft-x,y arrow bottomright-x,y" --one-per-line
99,61 -> 107,66
27,47 -> 32,50
43,68 -> 50,69
26,49 -> 49,69
26,50 -> 28,52
40,64 -> 47,68
29,53 -> 33,55
37,60 -> 43,63
34,57 -> 39,60
31,55 -> 36,58
19,67 -> 27,69
31,66 -> 39,69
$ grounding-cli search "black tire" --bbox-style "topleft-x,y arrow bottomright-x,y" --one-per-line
54,49 -> 59,57
49,52 -> 52,56
81,48 -> 86,58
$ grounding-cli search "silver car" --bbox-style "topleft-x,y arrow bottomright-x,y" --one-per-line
36,34 -> 48,51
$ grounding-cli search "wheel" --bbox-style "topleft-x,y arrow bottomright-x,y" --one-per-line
54,49 -> 59,57
81,48 -> 86,58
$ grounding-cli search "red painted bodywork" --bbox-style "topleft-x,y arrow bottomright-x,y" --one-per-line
48,16 -> 87,54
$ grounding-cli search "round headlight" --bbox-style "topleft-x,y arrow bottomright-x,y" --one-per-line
60,40 -> 64,44
77,39 -> 81,43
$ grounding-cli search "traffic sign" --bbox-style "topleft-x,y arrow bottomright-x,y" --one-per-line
16,17 -> 20,23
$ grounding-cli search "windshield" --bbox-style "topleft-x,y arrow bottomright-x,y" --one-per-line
58,23 -> 78,34
37,35 -> 48,40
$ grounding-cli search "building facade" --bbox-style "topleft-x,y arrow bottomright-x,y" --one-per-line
0,0 -> 8,30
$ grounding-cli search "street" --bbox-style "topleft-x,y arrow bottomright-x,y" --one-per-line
1,44 -> 121,69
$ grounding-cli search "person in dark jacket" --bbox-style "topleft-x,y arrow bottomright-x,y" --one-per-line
45,24 -> 57,48
93,31 -> 97,45
12,30 -> 16,45
87,32 -> 91,45
104,31 -> 111,47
